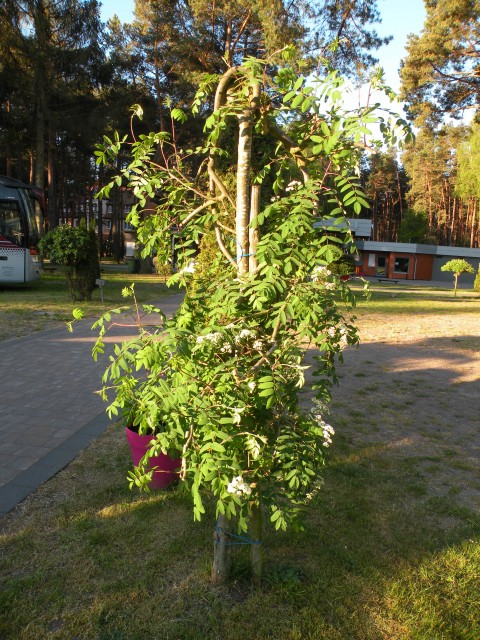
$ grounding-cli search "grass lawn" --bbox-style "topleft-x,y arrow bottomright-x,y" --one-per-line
0,268 -> 177,342
0,281 -> 478,639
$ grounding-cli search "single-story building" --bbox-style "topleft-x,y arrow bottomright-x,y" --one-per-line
313,218 -> 480,283
355,241 -> 480,283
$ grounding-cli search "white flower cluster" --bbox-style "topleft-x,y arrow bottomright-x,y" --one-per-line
322,422 -> 335,447
227,475 -> 252,496
339,326 -> 349,350
179,260 -> 196,274
311,265 -> 332,282
235,328 -> 255,343
312,404 -> 335,448
325,325 -> 349,350
196,331 -> 235,355
196,332 -> 223,345
285,180 -> 302,192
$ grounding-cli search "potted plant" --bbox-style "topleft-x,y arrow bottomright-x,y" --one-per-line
85,291 -> 182,490
123,401 -> 181,491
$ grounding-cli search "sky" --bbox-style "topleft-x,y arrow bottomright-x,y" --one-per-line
99,0 -> 427,92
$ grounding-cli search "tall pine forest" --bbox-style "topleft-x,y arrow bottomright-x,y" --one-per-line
1,0 -> 479,248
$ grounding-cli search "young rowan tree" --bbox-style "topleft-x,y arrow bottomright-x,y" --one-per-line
93,50 -> 410,584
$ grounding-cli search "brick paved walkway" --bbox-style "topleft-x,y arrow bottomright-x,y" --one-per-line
0,292 -> 184,516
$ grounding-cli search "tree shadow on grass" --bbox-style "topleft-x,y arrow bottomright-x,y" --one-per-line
0,335 -> 479,639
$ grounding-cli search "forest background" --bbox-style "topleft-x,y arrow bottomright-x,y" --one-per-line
1,0 -> 480,250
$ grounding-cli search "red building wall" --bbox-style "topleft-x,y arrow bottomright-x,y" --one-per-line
359,251 -> 434,280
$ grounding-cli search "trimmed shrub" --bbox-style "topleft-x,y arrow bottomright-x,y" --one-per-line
40,221 -> 100,300
474,265 -> 480,294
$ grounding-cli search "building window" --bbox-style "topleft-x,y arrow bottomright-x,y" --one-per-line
394,257 -> 409,273
123,220 -> 135,231
368,253 -> 376,268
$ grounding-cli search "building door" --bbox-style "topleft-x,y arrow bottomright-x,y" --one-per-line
376,256 -> 386,276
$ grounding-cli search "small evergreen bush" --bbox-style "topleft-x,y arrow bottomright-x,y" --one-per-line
474,265 -> 480,294
330,254 -> 356,278
40,221 -> 100,300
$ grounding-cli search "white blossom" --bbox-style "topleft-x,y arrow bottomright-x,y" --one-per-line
311,265 -> 332,282
179,260 -> 196,274
227,475 -> 252,496
252,340 -> 263,351
247,381 -> 256,393
321,422 -> 335,447
312,403 -> 335,447
234,328 -> 255,344
196,332 -> 223,345
285,180 -> 302,192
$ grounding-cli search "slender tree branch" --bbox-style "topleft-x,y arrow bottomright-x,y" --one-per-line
266,120 -> 310,183
179,200 -> 216,229
216,220 -> 236,234
228,11 -> 252,63
214,66 -> 239,111
208,162 -> 236,207
215,224 -> 237,268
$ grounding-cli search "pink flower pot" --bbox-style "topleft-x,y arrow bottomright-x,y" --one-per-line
125,426 -> 180,489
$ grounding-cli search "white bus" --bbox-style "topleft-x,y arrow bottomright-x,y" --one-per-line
0,176 -> 43,284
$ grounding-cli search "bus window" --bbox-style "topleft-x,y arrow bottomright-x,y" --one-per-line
18,187 -> 40,248
0,201 -> 25,246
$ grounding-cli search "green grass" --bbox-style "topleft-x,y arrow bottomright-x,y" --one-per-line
0,270 -> 178,342
1,427 -> 478,640
0,282 -> 479,639
349,281 -> 479,316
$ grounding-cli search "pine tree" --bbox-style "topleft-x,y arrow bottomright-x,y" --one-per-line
400,0 -> 480,124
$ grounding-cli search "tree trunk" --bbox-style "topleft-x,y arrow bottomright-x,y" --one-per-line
47,126 -> 56,230
249,502 -> 263,584
212,513 -> 232,584
33,0 -> 48,195
249,185 -> 260,272
34,87 -> 45,192
236,109 -> 253,275
209,72 -> 262,584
